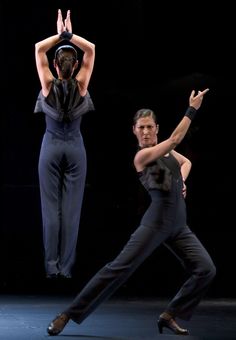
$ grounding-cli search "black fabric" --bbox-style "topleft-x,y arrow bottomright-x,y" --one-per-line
59,31 -> 73,40
184,106 -> 197,121
34,78 -> 95,122
138,153 -> 180,192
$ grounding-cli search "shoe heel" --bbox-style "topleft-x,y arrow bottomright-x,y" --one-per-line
158,315 -> 189,336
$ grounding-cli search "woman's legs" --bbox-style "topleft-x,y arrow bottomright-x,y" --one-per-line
164,226 -> 216,320
39,132 -> 87,277
63,224 -> 169,323
60,140 -> 87,277
38,133 -> 62,276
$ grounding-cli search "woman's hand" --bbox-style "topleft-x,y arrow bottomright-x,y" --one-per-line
57,9 -> 65,34
57,9 -> 72,34
182,181 -> 187,199
65,10 -> 72,33
189,88 -> 209,110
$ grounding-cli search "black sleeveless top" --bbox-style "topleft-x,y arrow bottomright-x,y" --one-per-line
34,78 -> 95,122
138,153 -> 181,192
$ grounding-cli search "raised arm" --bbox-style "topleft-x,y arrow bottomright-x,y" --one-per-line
134,88 -> 209,171
35,9 -> 68,95
35,33 -> 60,96
61,9 -> 95,95
35,9 -> 95,97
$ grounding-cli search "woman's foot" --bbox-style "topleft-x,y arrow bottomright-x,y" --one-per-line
47,313 -> 70,335
157,312 -> 189,336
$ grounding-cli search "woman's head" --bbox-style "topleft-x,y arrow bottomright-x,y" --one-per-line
133,108 -> 159,148
54,45 -> 78,79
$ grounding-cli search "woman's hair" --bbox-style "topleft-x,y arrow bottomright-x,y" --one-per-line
54,45 -> 77,79
133,108 -> 157,125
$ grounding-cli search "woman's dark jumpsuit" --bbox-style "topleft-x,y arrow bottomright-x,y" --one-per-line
63,152 -> 216,321
34,79 -> 94,277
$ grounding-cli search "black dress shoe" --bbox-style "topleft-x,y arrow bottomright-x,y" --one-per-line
157,316 -> 189,335
47,313 -> 70,336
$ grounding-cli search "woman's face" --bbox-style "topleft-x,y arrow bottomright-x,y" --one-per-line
133,116 -> 159,148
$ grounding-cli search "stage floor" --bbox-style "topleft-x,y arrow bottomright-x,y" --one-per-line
0,294 -> 235,339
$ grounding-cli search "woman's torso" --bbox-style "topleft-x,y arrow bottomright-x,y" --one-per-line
138,153 -> 187,231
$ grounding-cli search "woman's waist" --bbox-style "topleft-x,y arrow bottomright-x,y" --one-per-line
45,127 -> 82,140
148,186 -> 184,202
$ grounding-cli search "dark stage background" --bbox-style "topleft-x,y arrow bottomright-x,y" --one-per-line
1,1 -> 235,297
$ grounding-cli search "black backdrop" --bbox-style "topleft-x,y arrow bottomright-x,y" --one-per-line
1,1 -> 235,297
